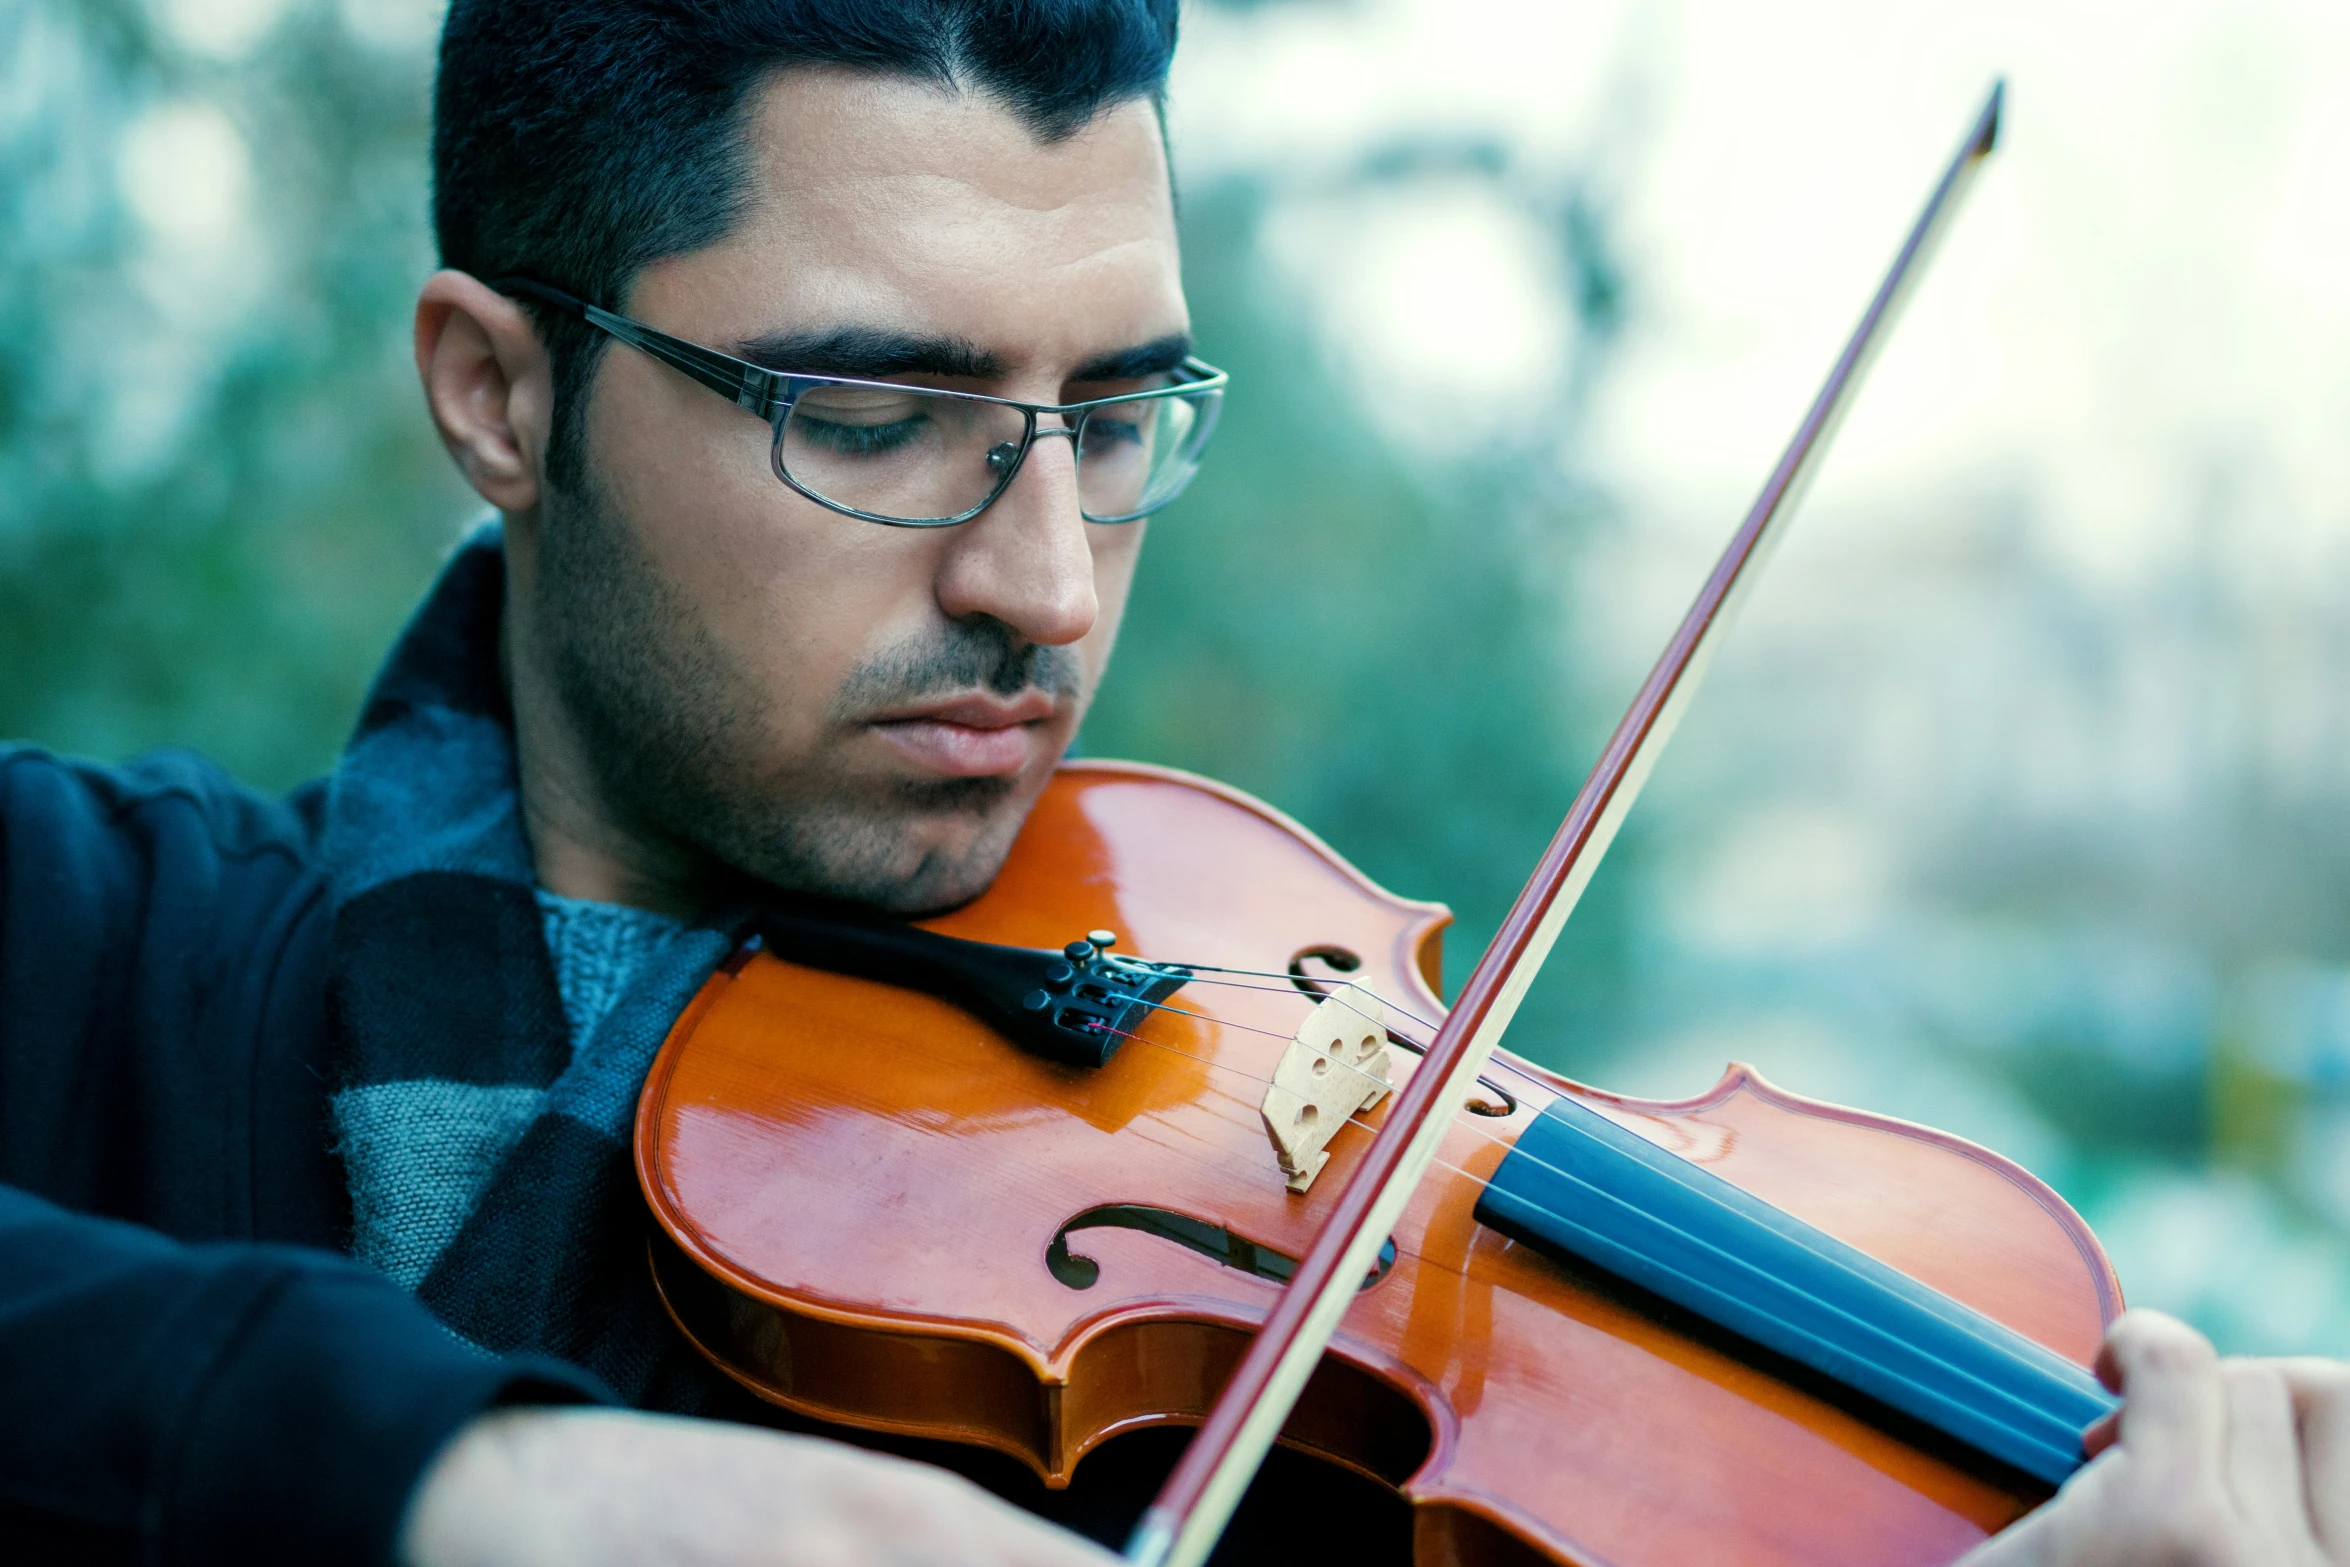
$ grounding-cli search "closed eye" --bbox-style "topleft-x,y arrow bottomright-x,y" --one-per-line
1078,417 -> 1145,456
794,412 -> 929,456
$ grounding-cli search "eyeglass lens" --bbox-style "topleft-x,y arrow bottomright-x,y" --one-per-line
773,382 -> 1219,525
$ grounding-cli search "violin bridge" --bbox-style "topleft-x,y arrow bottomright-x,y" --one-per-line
1260,987 -> 1393,1195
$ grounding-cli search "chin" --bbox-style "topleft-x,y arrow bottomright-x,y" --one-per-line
864,803 -> 1028,916
697,770 -> 1031,916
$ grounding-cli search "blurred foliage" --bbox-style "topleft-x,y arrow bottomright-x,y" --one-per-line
0,0 -> 469,786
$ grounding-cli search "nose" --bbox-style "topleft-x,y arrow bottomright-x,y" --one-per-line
934,423 -> 1098,648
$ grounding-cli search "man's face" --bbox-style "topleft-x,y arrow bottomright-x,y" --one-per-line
528,70 -> 1184,913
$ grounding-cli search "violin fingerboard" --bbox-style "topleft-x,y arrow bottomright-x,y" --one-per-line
1474,1096 -> 2116,1487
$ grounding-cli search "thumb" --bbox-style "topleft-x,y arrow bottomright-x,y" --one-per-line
2096,1310 -> 2224,1473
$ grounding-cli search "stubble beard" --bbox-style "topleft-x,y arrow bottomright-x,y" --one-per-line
535,472 -> 1086,913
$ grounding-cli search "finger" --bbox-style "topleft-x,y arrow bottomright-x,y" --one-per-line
2099,1311 -> 2226,1472
1947,1501 -> 2062,1567
2220,1358 -> 2308,1532
944,1475 -> 1120,1566
2279,1358 -> 2350,1563
2082,1408 -> 2121,1460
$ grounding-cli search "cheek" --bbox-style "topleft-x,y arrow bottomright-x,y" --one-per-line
1089,518 -> 1145,598
1078,521 -> 1146,672
588,352 -> 780,589
585,360 -> 948,739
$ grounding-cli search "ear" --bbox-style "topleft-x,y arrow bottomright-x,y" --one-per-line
414,270 -> 556,513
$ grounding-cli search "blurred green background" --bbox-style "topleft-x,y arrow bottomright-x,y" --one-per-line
9,0 -> 2350,1356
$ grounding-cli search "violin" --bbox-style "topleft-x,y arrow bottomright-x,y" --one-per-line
635,84 -> 2119,1566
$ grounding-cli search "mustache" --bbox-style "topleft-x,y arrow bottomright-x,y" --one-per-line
831,617 -> 1085,714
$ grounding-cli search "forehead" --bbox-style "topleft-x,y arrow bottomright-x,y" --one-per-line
635,67 -> 1183,362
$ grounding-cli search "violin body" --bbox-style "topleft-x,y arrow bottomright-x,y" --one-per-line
636,761 -> 2119,1567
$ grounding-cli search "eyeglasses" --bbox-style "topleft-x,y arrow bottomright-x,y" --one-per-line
497,278 -> 1225,528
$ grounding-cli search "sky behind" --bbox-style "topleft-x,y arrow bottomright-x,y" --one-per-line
1173,0 -> 2350,594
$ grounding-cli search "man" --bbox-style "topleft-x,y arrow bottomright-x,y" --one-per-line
0,3 -> 2336,1564
4,3 -> 1174,1561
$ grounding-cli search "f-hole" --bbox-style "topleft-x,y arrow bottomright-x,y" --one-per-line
1288,945 -> 1363,1000
1047,1204 -> 1397,1293
1290,947 -> 1518,1120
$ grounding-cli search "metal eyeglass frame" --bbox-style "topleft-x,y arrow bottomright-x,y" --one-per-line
495,277 -> 1227,528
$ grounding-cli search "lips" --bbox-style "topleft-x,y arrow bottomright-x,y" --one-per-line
867,690 -> 1058,778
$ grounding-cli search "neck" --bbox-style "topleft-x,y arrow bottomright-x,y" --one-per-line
502,567 -> 712,921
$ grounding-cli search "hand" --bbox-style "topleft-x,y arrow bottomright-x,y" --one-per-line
398,1407 -> 1122,1567
1957,1309 -> 2350,1567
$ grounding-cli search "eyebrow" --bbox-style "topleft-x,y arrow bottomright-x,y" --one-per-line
734,326 -> 1001,381
730,326 -> 1194,387
1070,333 -> 1193,383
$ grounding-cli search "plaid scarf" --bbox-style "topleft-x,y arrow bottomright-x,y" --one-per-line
322,521 -> 749,1408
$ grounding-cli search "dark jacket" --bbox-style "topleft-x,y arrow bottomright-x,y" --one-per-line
0,743 -> 607,1565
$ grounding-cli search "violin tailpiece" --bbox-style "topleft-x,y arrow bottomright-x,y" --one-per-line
754,904 -> 1192,1069
1259,987 -> 1394,1193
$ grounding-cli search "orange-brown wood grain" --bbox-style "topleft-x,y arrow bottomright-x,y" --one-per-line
637,761 -> 2119,1567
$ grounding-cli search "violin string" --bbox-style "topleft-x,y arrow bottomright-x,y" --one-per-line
1112,964 -> 1549,1102
1110,991 -> 1526,1156
1071,1017 -> 1437,1209
1084,1007 -> 1532,1190
1081,1005 -> 1522,1227
1084,1001 -> 1691,1299
1072,1016 -> 1597,1297
1074,1017 -> 1519,1280
1077,996 -> 1663,1287
1077,1012 -> 1888,1317
1109,956 -> 1443,1036
1116,998 -> 1304,1047
1138,973 -> 1436,1051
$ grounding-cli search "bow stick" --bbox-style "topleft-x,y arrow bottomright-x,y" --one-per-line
1125,81 -> 2007,1567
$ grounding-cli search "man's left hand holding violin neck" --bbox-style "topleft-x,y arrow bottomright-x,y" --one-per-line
1961,1310 -> 2350,1567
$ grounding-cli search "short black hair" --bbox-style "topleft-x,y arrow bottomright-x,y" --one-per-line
431,0 -> 1180,489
